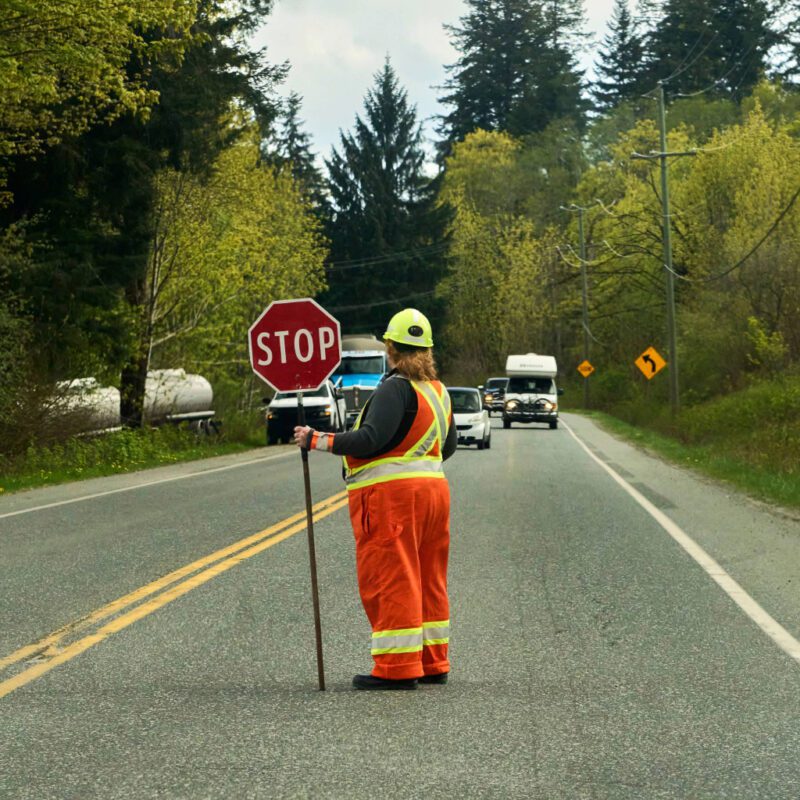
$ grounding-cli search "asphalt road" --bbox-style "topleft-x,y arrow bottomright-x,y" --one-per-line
1,413 -> 799,799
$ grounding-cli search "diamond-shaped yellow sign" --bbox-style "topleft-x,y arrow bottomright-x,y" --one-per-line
635,346 -> 667,380
577,360 -> 595,378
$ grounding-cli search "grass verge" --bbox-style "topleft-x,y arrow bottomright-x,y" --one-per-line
580,408 -> 800,511
0,423 -> 265,495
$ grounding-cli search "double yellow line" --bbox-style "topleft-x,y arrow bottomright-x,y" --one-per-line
0,490 -> 349,700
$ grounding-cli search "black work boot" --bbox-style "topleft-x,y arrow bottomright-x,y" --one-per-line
352,674 -> 418,690
419,672 -> 449,685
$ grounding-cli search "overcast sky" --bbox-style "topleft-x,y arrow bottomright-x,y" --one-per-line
253,0 -> 617,161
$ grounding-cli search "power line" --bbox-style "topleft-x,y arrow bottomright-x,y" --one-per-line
668,185 -> 800,284
326,241 -> 451,271
328,289 -> 437,313
662,31 -> 719,86
673,41 -> 759,99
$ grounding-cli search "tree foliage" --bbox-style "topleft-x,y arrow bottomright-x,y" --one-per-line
146,136 -> 328,382
0,0 -> 198,188
438,0 -> 586,148
593,0 -> 647,110
436,130 -> 568,378
270,92 -> 325,202
570,93 -> 800,404
641,0 -> 778,99
323,60 -> 448,333
0,0 -> 290,429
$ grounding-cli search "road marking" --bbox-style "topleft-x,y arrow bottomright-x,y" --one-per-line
0,450 -> 295,521
0,489 -> 347,670
563,419 -> 800,667
0,492 -> 349,698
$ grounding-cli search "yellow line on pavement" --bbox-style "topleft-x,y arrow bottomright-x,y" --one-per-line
0,495 -> 349,699
0,490 -> 347,673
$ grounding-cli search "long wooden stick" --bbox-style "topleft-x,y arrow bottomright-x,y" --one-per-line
297,392 -> 326,691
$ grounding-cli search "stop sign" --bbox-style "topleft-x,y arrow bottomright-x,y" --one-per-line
248,298 -> 342,393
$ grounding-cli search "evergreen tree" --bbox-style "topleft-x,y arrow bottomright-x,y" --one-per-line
643,0 -> 777,99
1,0 -> 285,426
322,60 -> 448,333
438,0 -> 586,148
593,0 -> 647,110
272,92 -> 325,201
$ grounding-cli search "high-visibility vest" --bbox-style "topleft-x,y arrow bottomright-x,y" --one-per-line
343,378 -> 452,491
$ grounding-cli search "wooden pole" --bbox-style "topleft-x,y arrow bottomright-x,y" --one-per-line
297,392 -> 326,691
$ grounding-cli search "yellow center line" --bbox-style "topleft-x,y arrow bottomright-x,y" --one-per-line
0,490 -> 347,672
0,495 -> 350,700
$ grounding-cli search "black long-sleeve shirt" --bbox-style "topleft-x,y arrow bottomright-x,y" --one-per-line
331,371 -> 457,461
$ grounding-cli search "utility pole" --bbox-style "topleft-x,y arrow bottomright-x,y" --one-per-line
632,82 -> 695,416
562,204 -> 592,409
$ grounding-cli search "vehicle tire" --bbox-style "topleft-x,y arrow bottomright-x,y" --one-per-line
477,439 -> 485,450
549,420 -> 558,430
486,433 -> 491,449
503,417 -> 511,429
267,429 -> 280,446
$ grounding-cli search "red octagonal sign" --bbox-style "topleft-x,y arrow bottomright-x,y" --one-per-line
248,298 -> 341,393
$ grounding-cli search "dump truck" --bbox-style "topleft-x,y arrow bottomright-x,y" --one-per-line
331,335 -> 388,428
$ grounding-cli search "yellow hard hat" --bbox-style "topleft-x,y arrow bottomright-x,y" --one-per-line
383,308 -> 434,348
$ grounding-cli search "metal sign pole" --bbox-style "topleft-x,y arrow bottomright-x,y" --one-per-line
297,391 -> 326,691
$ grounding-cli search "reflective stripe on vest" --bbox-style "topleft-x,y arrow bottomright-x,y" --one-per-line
344,378 -> 451,491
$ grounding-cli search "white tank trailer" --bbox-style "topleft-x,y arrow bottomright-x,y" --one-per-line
55,369 -> 216,434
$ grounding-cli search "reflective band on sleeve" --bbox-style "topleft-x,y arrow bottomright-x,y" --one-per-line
371,627 -> 423,655
422,620 -> 450,645
313,432 -> 334,452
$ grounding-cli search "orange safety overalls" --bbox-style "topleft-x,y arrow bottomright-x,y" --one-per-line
344,378 -> 452,680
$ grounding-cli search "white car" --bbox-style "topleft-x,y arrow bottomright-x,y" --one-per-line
448,386 -> 491,450
265,380 -> 347,445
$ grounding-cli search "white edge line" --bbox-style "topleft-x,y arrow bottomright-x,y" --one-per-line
562,418 -> 800,666
0,451 -> 295,521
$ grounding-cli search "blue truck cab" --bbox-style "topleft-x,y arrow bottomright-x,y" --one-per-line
332,335 -> 388,428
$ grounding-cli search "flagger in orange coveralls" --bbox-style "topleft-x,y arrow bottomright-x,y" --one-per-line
294,308 -> 457,690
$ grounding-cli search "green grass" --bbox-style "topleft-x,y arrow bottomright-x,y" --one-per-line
0,421 -> 266,495
579,375 -> 800,510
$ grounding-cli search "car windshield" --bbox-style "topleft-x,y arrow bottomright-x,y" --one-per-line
449,389 -> 482,413
274,386 -> 328,400
486,378 -> 508,390
507,377 -> 555,394
336,356 -> 385,375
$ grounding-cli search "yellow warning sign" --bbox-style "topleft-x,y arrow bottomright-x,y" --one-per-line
635,347 -> 667,380
577,360 -> 595,378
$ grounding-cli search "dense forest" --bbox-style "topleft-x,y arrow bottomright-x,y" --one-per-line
2,0 -> 800,456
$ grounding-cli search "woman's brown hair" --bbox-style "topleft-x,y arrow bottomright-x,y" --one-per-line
386,340 -> 439,382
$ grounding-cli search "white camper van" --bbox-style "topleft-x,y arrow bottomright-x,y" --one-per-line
502,353 -> 562,430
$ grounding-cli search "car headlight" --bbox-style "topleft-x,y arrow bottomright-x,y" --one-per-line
505,400 -> 518,410
540,401 -> 554,411
468,414 -> 484,424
